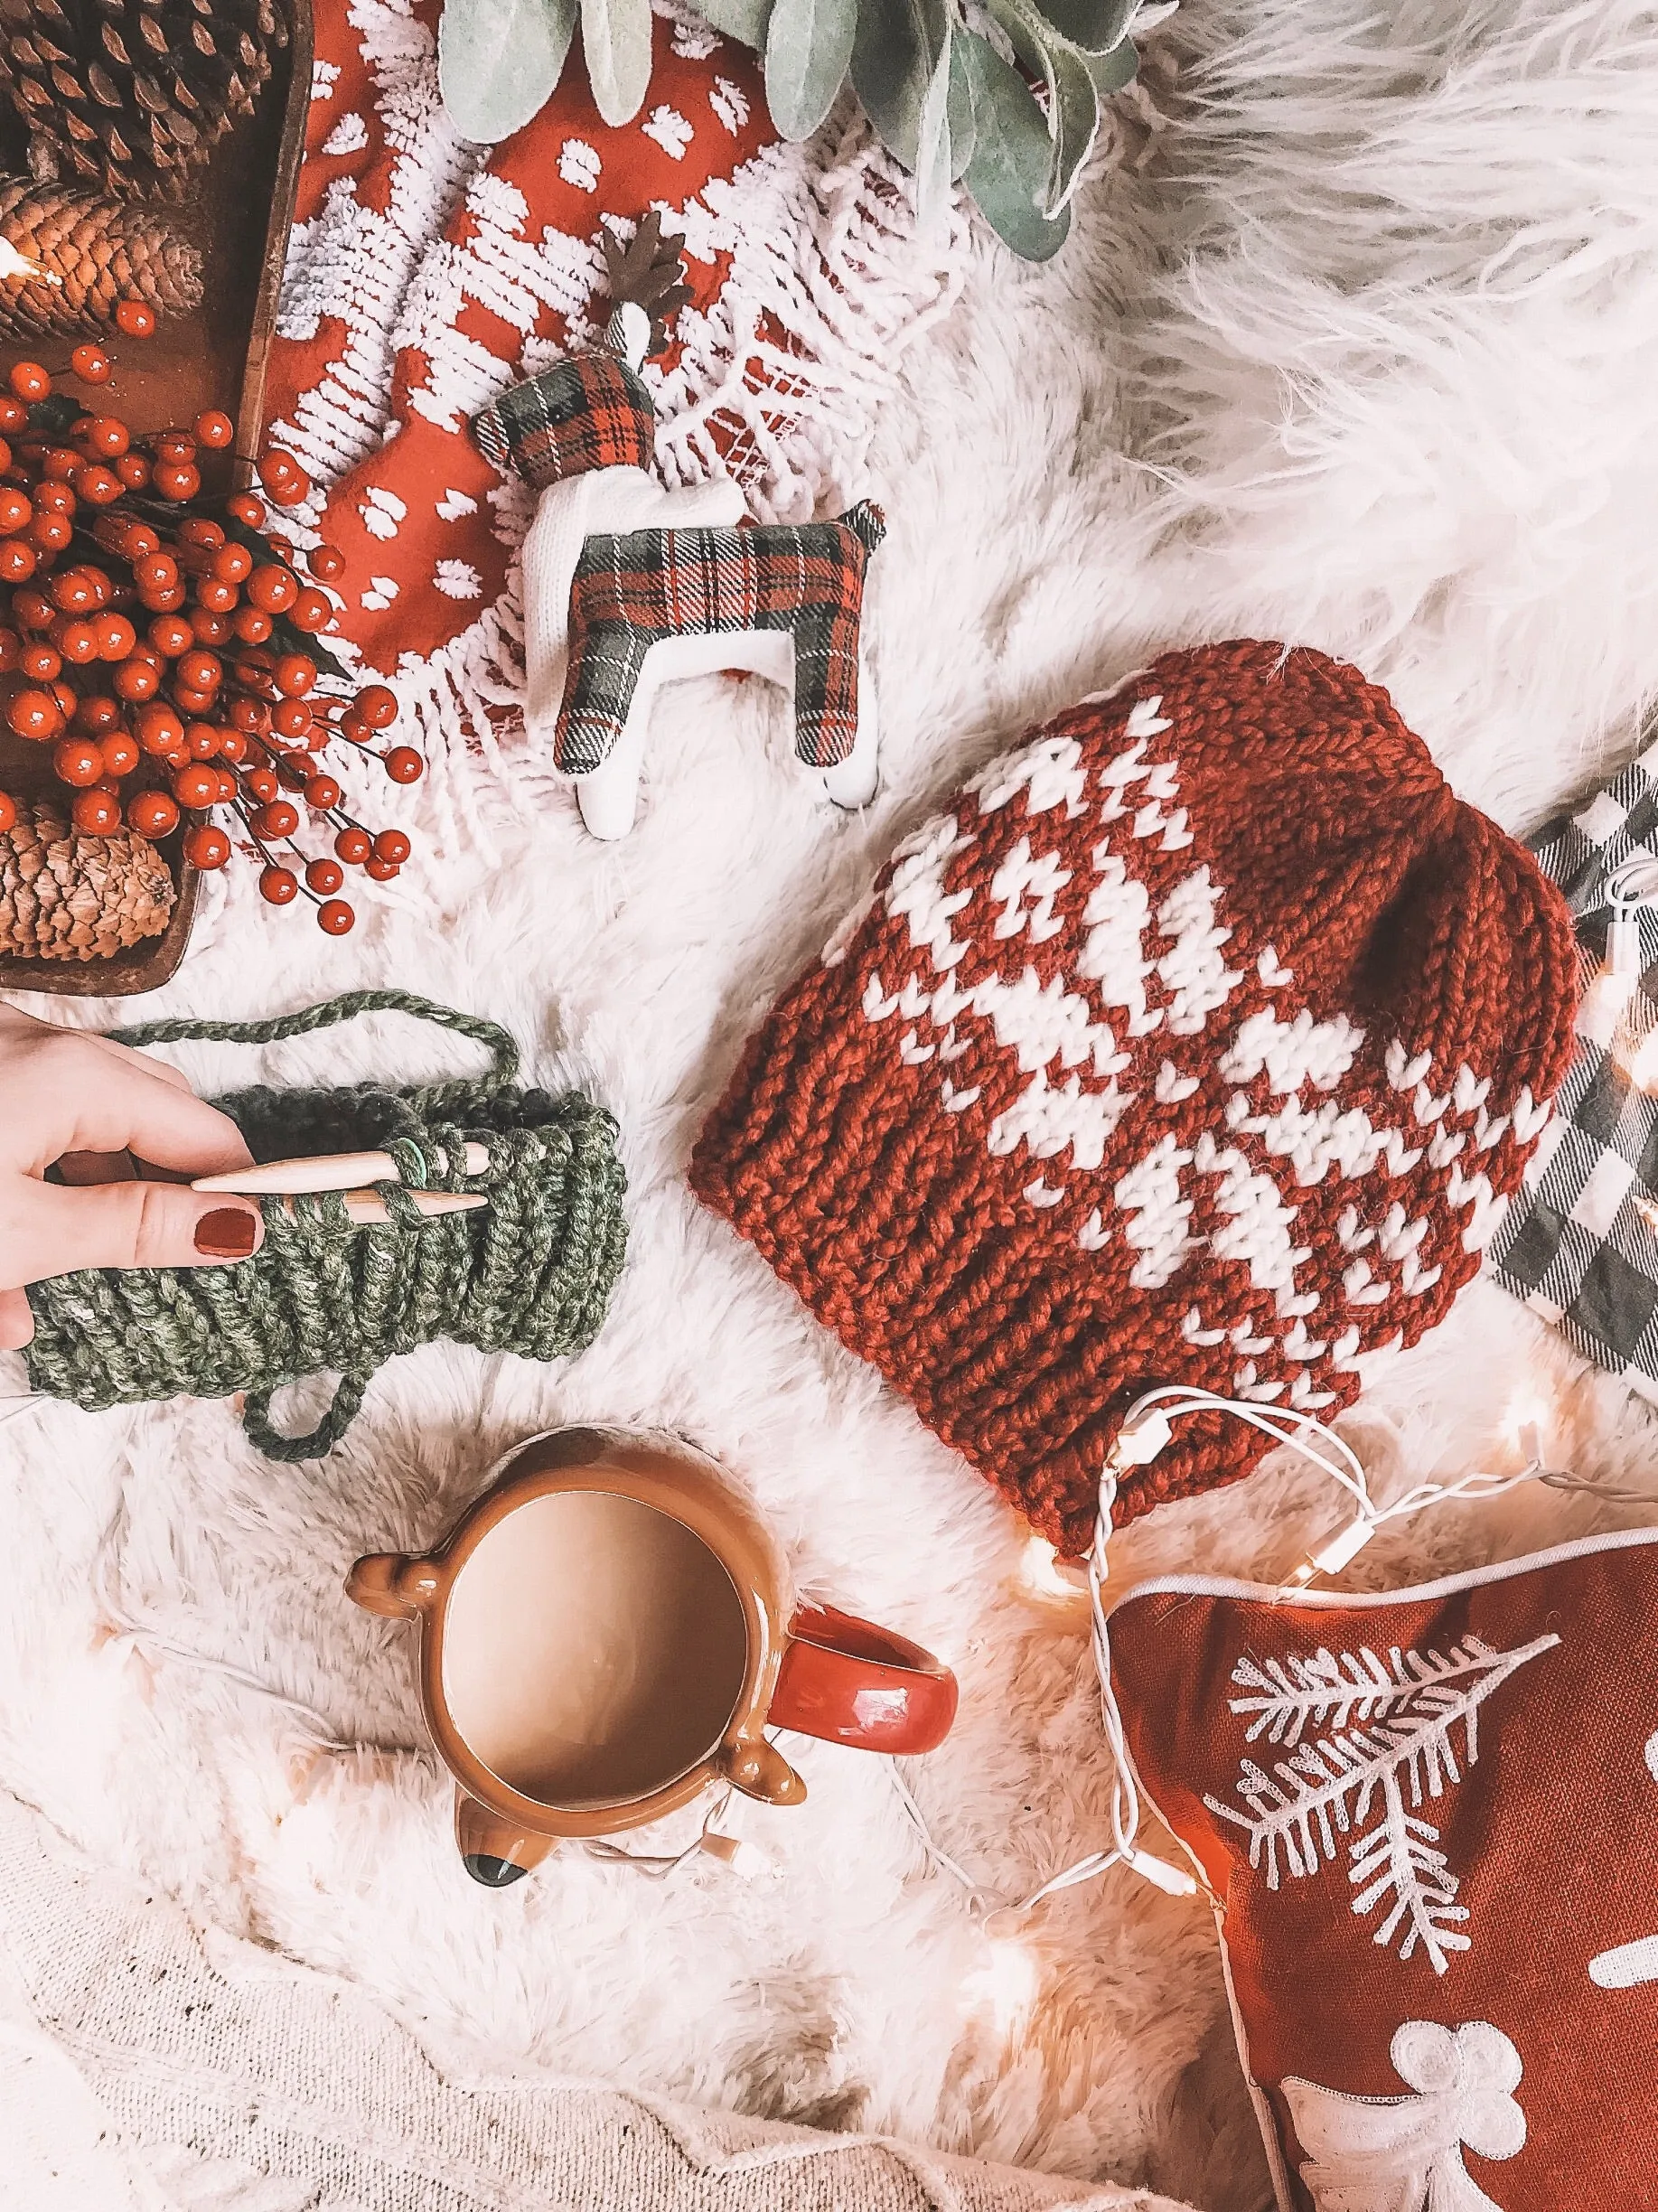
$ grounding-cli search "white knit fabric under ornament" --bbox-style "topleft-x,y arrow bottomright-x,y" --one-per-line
0,1791 -> 1186,2212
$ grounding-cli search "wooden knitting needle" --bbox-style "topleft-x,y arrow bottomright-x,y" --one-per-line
277,1189 -> 488,1226
192,1144 -> 491,1195
189,1178 -> 489,1226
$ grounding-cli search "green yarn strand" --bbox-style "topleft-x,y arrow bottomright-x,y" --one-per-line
242,1373 -> 369,1462
24,993 -> 626,1458
112,988 -> 521,1111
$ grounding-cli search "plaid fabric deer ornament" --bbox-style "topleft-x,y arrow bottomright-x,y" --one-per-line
261,0 -> 959,807
473,351 -> 659,486
477,235 -> 885,838
557,503 -> 885,780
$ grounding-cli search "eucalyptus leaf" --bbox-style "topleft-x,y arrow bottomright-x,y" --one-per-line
979,0 -> 1042,73
1085,34 -> 1138,92
985,0 -> 1100,214
911,22 -> 953,229
959,29 -> 1070,260
764,0 -> 857,140
946,30 -> 979,178
438,0 -> 576,142
581,0 -> 653,125
1028,0 -> 1138,53
1039,34 -> 1098,211
695,0 -> 775,50
849,0 -> 949,167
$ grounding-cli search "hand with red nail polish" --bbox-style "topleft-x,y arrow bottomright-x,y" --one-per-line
0,1005 -> 264,1350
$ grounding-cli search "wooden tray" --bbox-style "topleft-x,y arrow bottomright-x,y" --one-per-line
0,0 -> 314,998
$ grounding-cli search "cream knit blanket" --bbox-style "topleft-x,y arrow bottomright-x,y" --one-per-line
0,1792 -> 1192,2212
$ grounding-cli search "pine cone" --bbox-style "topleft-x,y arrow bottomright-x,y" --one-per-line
0,174 -> 201,334
0,800 -> 174,961
0,0 -> 287,199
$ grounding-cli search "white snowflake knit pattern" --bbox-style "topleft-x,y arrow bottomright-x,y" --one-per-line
839,694 -> 1544,1422
691,641 -> 1578,1548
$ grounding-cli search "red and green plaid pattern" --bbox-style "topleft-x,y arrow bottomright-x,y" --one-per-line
473,353 -> 656,489
557,502 -> 885,774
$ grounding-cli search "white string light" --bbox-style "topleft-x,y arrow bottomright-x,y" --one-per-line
581,1788 -> 768,1879
81,1380 -> 1658,1936
1019,1534 -> 1088,1601
901,1381 -> 1658,1937
1581,855 -> 1658,1081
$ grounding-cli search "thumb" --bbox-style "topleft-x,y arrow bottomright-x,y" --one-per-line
16,1178 -> 265,1282
0,1287 -> 33,1351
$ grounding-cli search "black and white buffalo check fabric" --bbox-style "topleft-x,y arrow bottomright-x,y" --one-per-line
1488,728 -> 1658,1394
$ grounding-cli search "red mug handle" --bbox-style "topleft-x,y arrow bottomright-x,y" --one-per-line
769,1604 -> 958,1755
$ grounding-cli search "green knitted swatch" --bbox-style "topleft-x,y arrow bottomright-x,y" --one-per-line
23,990 -> 628,1461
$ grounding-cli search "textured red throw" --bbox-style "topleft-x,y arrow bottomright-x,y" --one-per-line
263,3 -> 772,684
259,0 -> 960,773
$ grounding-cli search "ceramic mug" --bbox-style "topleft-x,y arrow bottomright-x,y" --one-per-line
347,1425 -> 959,1886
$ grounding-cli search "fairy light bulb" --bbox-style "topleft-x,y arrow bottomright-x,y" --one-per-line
964,1937 -> 1041,2035
1586,860 -> 1658,1060
1626,1027 -> 1658,1093
1283,1511 -> 1377,1590
1020,1534 -> 1088,1601
699,1830 -> 768,1879
1503,1392 -> 1550,1457
1581,956 -> 1639,1050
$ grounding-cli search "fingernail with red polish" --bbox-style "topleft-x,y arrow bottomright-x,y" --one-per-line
195,1206 -> 258,1260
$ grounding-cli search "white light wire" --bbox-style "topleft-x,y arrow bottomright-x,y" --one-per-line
90,1485 -> 755,1887
80,1385 -> 1658,1917
893,1381 -> 1651,1926
1078,1385 -> 1561,1893
580,1788 -> 740,1879
99,1605 -> 358,1750
1607,854 -> 1658,917
1593,857 -> 1658,995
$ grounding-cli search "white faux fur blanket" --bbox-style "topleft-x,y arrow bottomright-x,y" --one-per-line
4,2 -> 1658,2208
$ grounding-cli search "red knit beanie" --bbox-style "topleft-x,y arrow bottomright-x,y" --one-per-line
691,644 -> 1580,1552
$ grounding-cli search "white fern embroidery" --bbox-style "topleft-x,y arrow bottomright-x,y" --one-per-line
642,106 -> 695,160
321,110 -> 368,156
558,138 -> 601,192
1204,1632 -> 1559,1974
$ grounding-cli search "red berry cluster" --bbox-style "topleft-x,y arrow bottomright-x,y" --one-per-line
0,331 -> 422,937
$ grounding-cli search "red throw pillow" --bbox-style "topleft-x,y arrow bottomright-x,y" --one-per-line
1108,1527 -> 1658,2209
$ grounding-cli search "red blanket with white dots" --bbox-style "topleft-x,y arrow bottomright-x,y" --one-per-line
259,0 -> 960,776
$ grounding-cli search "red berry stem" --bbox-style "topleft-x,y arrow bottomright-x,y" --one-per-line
0,323 -> 424,934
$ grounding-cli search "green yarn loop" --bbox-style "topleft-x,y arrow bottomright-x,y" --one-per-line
243,1372 -> 368,1463
23,991 -> 628,1459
